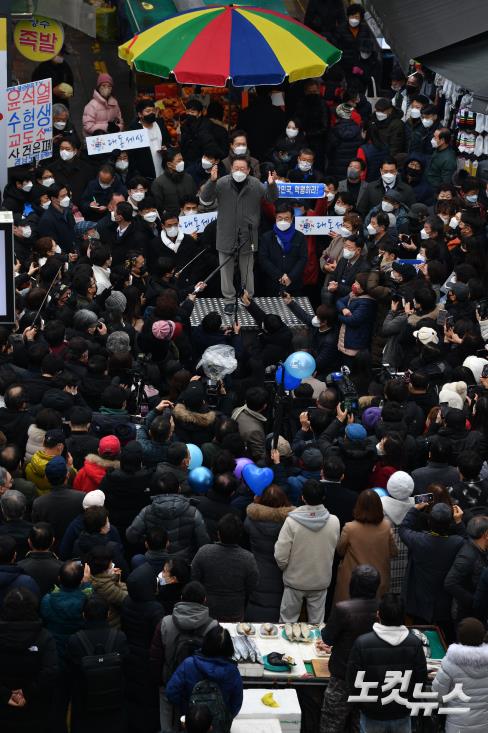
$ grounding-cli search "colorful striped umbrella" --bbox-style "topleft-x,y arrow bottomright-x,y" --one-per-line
119,5 -> 342,87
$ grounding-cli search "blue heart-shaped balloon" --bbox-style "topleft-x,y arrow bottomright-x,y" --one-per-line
242,464 -> 274,496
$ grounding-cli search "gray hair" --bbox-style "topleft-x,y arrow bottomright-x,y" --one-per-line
0,467 -> 8,487
1,489 -> 26,520
52,103 -> 69,117
467,515 -> 488,539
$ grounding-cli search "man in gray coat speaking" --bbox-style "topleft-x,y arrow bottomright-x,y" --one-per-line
200,156 -> 278,313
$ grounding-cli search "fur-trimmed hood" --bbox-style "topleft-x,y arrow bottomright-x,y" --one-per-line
246,502 -> 294,524
84,453 -> 120,470
443,643 -> 488,675
173,403 -> 216,427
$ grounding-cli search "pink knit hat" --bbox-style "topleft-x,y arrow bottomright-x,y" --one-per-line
97,73 -> 113,88
152,320 -> 176,340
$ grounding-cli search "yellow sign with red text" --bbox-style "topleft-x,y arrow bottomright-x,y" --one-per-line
14,16 -> 64,62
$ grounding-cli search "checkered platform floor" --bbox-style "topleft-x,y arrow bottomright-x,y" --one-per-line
190,297 -> 314,329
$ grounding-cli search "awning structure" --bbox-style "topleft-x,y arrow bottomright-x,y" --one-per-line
364,0 -> 488,110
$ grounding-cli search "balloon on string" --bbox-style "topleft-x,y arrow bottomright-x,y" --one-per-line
275,365 -> 301,390
284,351 -> 316,379
187,443 -> 203,470
373,487 -> 388,498
188,467 -> 213,494
242,464 -> 274,496
234,457 -> 254,479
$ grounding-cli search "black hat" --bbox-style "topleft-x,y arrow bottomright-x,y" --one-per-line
44,428 -> 66,447
392,262 -> 417,281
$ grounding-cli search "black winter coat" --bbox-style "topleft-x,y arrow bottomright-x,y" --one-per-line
444,539 -> 488,621
127,119 -> 171,180
347,628 -> 427,720
244,504 -> 291,622
0,620 -> 58,733
322,597 -> 377,679
196,489 -> 241,542
18,551 -> 63,597
66,431 -> 100,471
326,119 -> 363,179
258,229 -> 308,295
172,404 -> 217,446
99,467 -> 153,538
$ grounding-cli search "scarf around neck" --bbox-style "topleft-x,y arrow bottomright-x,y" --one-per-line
273,222 -> 296,253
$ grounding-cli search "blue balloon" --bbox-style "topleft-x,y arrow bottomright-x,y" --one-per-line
242,464 -> 274,496
187,443 -> 203,470
276,365 -> 301,391
284,351 -> 316,379
373,487 -> 388,498
188,467 -> 213,494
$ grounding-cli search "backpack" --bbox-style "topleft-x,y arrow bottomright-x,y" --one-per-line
189,679 -> 232,733
77,629 -> 124,713
163,617 -> 216,681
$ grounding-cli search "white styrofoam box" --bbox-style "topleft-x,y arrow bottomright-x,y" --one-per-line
232,719 -> 282,733
236,689 -> 301,733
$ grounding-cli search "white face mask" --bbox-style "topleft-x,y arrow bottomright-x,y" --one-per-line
21,226 -> 32,238
165,226 -> 179,238
201,157 -> 213,170
381,172 -> 396,185
131,190 -> 145,202
143,211 -> 158,223
326,191 -> 335,202
175,161 -> 185,173
382,201 -> 394,213
298,160 -> 312,172
41,201 -> 51,210
42,177 -> 55,188
334,204 -> 347,215
233,145 -> 247,155
53,120 -> 66,130
409,107 -> 421,119
232,170 -> 247,183
286,127 -> 299,139
116,160 -> 129,171
349,17 -> 360,27
420,228 -> 429,240
431,138 -> 439,148
110,210 -> 117,222
422,117 -> 434,128
311,316 -> 321,327
99,180 -> 112,190
367,223 -> 377,235
54,244 -> 62,254
60,149 -> 75,161
376,441 -> 385,455
342,248 -> 355,260
360,51 -> 371,59
375,111 -> 388,121
466,194 -> 478,204
59,196 -> 70,208
338,225 -> 351,237
276,220 -> 291,232
449,217 -> 459,229
22,182 -> 33,192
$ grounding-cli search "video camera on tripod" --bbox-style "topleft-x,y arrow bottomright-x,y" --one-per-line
326,366 -> 359,415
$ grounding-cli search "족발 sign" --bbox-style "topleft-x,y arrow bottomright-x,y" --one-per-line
7,78 -> 52,167
86,128 -> 150,156
14,16 -> 64,62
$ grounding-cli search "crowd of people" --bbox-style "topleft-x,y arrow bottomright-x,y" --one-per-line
2,5 -> 488,733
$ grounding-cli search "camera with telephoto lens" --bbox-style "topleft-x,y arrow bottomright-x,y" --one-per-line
326,366 -> 359,414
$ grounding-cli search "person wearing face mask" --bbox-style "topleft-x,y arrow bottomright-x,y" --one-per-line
367,98 -> 406,162
326,234 -> 369,304
257,203 -> 307,296
187,144 -> 224,188
135,196 -> 162,246
127,99 -> 171,181
287,147 -> 325,193
338,158 -> 367,204
147,211 -> 207,290
326,103 -> 363,180
38,184 -> 76,254
357,157 -> 415,217
12,213 -> 37,267
222,130 -> 261,179
365,213 -> 393,264
283,294 -> 340,376
426,129 -> 457,188
460,178 -> 485,217
402,155 -> 434,206
331,4 -> 375,81
35,167 -> 57,192
237,86 -> 286,161
89,244 -> 113,295
151,148 -> 197,216
80,163 -> 127,221
95,192 -> 127,247
32,45 -> 74,106
2,170 -> 36,215
320,211 -> 362,300
336,271 -> 377,361
111,151 -> 130,185
51,136 -> 95,208
125,176 -> 149,213
82,73 -> 124,136
405,96 -> 430,152
109,202 -> 139,267
268,117 -> 308,171
200,157 -> 278,311
51,103 -> 80,152
365,190 -> 411,241
180,98 -> 219,166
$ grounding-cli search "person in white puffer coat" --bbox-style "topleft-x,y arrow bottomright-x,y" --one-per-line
432,617 -> 488,733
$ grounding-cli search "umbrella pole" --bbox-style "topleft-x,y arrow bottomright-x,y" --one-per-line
227,81 -> 232,131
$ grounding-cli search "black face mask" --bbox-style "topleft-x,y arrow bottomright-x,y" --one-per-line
143,113 -> 156,124
406,85 -> 418,96
406,167 -> 421,180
